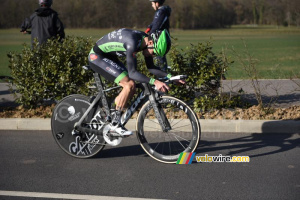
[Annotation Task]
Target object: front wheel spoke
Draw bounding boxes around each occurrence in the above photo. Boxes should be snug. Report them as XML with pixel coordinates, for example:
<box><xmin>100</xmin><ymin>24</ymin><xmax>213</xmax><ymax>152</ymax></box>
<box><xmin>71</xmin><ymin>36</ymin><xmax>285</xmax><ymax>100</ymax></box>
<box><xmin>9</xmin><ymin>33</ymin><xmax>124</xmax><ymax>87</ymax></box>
<box><xmin>165</xmin><ymin>132</ymin><xmax>180</xmax><ymax>155</ymax></box>
<box><xmin>171</xmin><ymin>123</ymin><xmax>192</xmax><ymax>130</ymax></box>
<box><xmin>166</xmin><ymin>133</ymin><xmax>188</xmax><ymax>149</ymax></box>
<box><xmin>169</xmin><ymin>112</ymin><xmax>176</xmax><ymax>125</ymax></box>
<box><xmin>170</xmin><ymin>118</ymin><xmax>185</xmax><ymax>129</ymax></box>
<box><xmin>169</xmin><ymin>132</ymin><xmax>191</xmax><ymax>144</ymax></box>
<box><xmin>144</xmin><ymin>125</ymin><xmax>161</xmax><ymax>131</ymax></box>
<box><xmin>153</xmin><ymin>141</ymin><xmax>161</xmax><ymax>151</ymax></box>
<box><xmin>146</xmin><ymin>118</ymin><xmax>161</xmax><ymax>126</ymax></box>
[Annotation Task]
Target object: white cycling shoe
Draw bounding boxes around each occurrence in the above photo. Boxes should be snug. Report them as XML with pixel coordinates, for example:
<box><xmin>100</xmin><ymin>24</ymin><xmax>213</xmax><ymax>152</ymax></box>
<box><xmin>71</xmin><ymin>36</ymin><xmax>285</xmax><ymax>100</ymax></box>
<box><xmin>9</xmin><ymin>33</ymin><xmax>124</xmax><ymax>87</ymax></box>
<box><xmin>110</xmin><ymin>124</ymin><xmax>133</xmax><ymax>136</ymax></box>
<box><xmin>110</xmin><ymin>110</ymin><xmax>133</xmax><ymax>136</ymax></box>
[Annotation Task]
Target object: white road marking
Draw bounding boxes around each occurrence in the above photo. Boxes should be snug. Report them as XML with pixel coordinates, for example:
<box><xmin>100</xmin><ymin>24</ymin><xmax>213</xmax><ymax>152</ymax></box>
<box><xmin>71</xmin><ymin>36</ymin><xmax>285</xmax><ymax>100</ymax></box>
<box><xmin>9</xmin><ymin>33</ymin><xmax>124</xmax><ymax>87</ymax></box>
<box><xmin>0</xmin><ymin>190</ymin><xmax>166</xmax><ymax>200</ymax></box>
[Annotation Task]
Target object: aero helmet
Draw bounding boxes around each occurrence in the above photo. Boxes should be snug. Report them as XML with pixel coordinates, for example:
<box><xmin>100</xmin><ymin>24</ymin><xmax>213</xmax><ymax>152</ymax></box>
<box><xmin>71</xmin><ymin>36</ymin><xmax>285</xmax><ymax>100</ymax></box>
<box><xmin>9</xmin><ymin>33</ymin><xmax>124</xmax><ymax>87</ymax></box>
<box><xmin>39</xmin><ymin>0</ymin><xmax>53</xmax><ymax>7</ymax></box>
<box><xmin>151</xmin><ymin>29</ymin><xmax>171</xmax><ymax>57</ymax></box>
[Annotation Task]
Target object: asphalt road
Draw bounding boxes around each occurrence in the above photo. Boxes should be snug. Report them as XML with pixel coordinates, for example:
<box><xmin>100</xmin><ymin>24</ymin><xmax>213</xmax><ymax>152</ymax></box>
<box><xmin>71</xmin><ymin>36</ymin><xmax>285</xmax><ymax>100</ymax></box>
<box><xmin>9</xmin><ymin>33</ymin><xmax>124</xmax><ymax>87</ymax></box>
<box><xmin>0</xmin><ymin>131</ymin><xmax>299</xmax><ymax>200</ymax></box>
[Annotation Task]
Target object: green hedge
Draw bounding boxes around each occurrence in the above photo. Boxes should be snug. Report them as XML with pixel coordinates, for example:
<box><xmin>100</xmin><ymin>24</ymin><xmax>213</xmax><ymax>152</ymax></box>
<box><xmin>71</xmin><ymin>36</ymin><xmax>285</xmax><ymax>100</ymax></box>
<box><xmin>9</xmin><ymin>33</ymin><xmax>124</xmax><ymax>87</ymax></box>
<box><xmin>8</xmin><ymin>36</ymin><xmax>242</xmax><ymax>110</ymax></box>
<box><xmin>8</xmin><ymin>36</ymin><xmax>94</xmax><ymax>108</ymax></box>
<box><xmin>167</xmin><ymin>42</ymin><xmax>244</xmax><ymax>111</ymax></box>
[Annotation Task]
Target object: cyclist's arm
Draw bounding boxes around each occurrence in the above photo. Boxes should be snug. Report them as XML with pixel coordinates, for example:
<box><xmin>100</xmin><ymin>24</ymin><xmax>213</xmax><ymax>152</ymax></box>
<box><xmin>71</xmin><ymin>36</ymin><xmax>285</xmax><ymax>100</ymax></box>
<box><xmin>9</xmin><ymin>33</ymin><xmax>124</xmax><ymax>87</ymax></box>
<box><xmin>126</xmin><ymin>51</ymin><xmax>152</xmax><ymax>84</ymax></box>
<box><xmin>145</xmin><ymin>56</ymin><xmax>171</xmax><ymax>78</ymax></box>
<box><xmin>144</xmin><ymin>56</ymin><xmax>170</xmax><ymax>92</ymax></box>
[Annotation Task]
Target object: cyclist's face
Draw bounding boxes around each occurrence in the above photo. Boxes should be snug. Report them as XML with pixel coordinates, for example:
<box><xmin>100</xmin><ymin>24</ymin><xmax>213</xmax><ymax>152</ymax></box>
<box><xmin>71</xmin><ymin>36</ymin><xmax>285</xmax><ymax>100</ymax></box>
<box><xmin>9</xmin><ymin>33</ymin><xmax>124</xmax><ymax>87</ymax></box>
<box><xmin>143</xmin><ymin>40</ymin><xmax>155</xmax><ymax>57</ymax></box>
<box><xmin>143</xmin><ymin>46</ymin><xmax>154</xmax><ymax>57</ymax></box>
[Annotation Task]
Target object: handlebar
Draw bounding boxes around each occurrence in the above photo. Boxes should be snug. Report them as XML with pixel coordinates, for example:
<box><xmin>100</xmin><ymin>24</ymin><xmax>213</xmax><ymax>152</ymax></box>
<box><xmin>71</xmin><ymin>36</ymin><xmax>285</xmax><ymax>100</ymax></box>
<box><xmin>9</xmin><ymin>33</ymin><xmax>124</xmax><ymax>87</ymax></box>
<box><xmin>158</xmin><ymin>75</ymin><xmax>188</xmax><ymax>83</ymax></box>
<box><xmin>170</xmin><ymin>75</ymin><xmax>188</xmax><ymax>81</ymax></box>
<box><xmin>154</xmin><ymin>75</ymin><xmax>187</xmax><ymax>92</ymax></box>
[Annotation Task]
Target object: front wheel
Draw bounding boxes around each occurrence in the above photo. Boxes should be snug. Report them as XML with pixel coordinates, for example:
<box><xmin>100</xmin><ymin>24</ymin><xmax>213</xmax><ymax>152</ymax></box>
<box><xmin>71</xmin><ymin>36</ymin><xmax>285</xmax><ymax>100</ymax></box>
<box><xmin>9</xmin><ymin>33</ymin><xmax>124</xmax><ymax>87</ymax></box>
<box><xmin>136</xmin><ymin>96</ymin><xmax>201</xmax><ymax>163</ymax></box>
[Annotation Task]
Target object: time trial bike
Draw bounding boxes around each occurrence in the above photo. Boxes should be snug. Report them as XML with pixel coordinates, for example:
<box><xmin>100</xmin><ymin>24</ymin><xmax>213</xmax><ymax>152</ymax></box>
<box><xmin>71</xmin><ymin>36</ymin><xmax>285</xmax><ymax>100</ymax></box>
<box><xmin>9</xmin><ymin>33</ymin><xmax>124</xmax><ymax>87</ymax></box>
<box><xmin>51</xmin><ymin>65</ymin><xmax>201</xmax><ymax>163</ymax></box>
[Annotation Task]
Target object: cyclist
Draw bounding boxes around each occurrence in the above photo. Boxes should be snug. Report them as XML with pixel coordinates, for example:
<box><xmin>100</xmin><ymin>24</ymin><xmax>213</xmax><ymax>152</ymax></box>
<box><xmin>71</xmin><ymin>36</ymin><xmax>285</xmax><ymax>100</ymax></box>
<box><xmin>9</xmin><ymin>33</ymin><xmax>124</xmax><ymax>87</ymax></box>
<box><xmin>20</xmin><ymin>0</ymin><xmax>65</xmax><ymax>47</ymax></box>
<box><xmin>145</xmin><ymin>0</ymin><xmax>172</xmax><ymax>71</ymax></box>
<box><xmin>88</xmin><ymin>28</ymin><xmax>184</xmax><ymax>136</ymax></box>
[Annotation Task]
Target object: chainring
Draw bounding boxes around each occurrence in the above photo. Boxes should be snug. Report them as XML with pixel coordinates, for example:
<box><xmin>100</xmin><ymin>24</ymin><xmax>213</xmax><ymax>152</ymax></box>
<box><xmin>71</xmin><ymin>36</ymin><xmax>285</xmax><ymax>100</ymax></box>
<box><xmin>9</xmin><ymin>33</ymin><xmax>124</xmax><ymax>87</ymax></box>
<box><xmin>103</xmin><ymin>124</ymin><xmax>123</xmax><ymax>146</ymax></box>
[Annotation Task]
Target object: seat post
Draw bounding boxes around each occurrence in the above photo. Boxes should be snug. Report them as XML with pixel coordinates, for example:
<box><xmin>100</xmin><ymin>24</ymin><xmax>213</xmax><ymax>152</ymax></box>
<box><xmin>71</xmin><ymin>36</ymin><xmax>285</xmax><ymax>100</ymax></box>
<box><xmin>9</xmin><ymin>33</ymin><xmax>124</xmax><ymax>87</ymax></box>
<box><xmin>93</xmin><ymin>72</ymin><xmax>111</xmax><ymax>120</ymax></box>
<box><xmin>93</xmin><ymin>73</ymin><xmax>104</xmax><ymax>91</ymax></box>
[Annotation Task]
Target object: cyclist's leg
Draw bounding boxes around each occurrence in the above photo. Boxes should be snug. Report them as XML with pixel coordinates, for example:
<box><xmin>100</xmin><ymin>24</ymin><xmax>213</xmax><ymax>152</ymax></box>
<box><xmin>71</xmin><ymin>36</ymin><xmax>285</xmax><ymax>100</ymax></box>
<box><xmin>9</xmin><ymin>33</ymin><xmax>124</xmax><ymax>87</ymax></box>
<box><xmin>88</xmin><ymin>50</ymin><xmax>134</xmax><ymax>135</ymax></box>
<box><xmin>88</xmin><ymin>51</ymin><xmax>126</xmax><ymax>84</ymax></box>
<box><xmin>116</xmin><ymin>76</ymin><xmax>136</xmax><ymax>111</ymax></box>
<box><xmin>88</xmin><ymin>51</ymin><xmax>136</xmax><ymax>110</ymax></box>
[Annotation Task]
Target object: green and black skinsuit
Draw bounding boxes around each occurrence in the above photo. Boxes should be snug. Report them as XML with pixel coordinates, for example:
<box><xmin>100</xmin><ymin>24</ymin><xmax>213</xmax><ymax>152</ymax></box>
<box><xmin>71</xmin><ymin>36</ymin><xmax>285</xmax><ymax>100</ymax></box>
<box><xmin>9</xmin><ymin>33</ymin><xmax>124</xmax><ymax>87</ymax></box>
<box><xmin>88</xmin><ymin>28</ymin><xmax>170</xmax><ymax>85</ymax></box>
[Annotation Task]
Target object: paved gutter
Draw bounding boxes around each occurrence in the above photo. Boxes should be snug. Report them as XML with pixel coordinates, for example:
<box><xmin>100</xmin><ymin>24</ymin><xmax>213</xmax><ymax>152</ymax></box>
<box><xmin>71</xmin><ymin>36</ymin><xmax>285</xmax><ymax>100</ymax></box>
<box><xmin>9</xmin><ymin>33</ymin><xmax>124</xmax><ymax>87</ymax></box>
<box><xmin>0</xmin><ymin>118</ymin><xmax>299</xmax><ymax>134</ymax></box>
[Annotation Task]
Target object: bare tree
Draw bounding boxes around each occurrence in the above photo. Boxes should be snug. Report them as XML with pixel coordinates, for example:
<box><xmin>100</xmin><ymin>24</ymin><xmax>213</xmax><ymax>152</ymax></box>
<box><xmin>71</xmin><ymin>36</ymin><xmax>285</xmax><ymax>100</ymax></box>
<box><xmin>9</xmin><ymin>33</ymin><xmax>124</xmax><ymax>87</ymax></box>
<box><xmin>1</xmin><ymin>0</ymin><xmax>299</xmax><ymax>29</ymax></box>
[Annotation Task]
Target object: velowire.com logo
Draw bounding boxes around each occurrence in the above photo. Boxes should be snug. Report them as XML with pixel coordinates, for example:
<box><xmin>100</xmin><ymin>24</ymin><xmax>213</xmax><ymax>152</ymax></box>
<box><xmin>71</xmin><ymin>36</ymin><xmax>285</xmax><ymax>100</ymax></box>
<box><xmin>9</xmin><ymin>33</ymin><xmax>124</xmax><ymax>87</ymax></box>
<box><xmin>176</xmin><ymin>152</ymin><xmax>196</xmax><ymax>164</ymax></box>
<box><xmin>176</xmin><ymin>153</ymin><xmax>250</xmax><ymax>164</ymax></box>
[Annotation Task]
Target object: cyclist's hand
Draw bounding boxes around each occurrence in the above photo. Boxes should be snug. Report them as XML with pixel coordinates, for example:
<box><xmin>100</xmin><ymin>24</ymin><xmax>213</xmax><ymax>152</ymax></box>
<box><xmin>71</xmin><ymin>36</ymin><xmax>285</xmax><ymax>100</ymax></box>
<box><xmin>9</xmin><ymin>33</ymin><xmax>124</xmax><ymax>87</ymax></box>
<box><xmin>173</xmin><ymin>79</ymin><xmax>186</xmax><ymax>85</ymax></box>
<box><xmin>154</xmin><ymin>80</ymin><xmax>170</xmax><ymax>93</ymax></box>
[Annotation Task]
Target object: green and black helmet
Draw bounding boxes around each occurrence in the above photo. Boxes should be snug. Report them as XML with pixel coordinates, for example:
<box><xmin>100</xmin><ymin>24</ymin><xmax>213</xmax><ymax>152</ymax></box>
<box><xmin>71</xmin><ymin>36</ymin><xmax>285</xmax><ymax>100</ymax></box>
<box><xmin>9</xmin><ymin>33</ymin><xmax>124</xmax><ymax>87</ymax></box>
<box><xmin>150</xmin><ymin>29</ymin><xmax>171</xmax><ymax>57</ymax></box>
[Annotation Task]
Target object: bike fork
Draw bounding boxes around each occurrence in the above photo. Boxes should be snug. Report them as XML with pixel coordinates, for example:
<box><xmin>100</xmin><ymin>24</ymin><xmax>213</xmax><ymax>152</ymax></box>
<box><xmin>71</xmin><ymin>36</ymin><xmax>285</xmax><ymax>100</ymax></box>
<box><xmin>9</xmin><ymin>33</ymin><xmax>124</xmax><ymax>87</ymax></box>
<box><xmin>148</xmin><ymin>87</ymin><xmax>171</xmax><ymax>132</ymax></box>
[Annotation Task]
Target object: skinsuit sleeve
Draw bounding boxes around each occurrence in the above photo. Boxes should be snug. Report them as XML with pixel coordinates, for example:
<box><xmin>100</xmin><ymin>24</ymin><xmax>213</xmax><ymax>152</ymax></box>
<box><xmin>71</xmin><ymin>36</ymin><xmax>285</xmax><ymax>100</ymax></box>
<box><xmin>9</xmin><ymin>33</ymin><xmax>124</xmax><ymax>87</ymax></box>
<box><xmin>126</xmin><ymin>48</ymin><xmax>152</xmax><ymax>84</ymax></box>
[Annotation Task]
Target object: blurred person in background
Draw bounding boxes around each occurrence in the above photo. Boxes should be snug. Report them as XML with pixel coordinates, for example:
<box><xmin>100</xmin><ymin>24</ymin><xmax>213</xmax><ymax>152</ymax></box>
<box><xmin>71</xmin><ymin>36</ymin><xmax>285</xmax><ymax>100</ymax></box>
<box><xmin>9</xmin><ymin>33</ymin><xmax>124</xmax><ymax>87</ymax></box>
<box><xmin>21</xmin><ymin>0</ymin><xmax>65</xmax><ymax>48</ymax></box>
<box><xmin>145</xmin><ymin>0</ymin><xmax>171</xmax><ymax>72</ymax></box>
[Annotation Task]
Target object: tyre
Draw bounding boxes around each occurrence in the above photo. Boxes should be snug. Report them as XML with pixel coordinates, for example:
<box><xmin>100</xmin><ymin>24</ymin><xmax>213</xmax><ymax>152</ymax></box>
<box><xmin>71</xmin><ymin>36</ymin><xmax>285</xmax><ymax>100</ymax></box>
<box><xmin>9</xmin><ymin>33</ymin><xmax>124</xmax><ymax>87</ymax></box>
<box><xmin>136</xmin><ymin>96</ymin><xmax>201</xmax><ymax>163</ymax></box>
<box><xmin>51</xmin><ymin>94</ymin><xmax>106</xmax><ymax>158</ymax></box>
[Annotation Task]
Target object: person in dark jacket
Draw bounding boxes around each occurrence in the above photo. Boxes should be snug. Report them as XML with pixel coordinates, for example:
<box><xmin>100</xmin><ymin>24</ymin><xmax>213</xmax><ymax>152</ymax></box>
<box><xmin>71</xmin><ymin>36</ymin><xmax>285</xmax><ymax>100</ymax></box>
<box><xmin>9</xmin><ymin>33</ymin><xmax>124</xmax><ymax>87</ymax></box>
<box><xmin>145</xmin><ymin>0</ymin><xmax>172</xmax><ymax>72</ymax></box>
<box><xmin>21</xmin><ymin>0</ymin><xmax>65</xmax><ymax>47</ymax></box>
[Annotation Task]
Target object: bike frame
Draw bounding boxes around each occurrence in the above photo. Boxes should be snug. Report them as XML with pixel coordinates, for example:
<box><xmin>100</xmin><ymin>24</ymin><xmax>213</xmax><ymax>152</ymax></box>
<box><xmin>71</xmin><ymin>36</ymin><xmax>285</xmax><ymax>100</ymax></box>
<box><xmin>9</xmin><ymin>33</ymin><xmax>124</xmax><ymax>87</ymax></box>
<box><xmin>74</xmin><ymin>70</ymin><xmax>171</xmax><ymax>134</ymax></box>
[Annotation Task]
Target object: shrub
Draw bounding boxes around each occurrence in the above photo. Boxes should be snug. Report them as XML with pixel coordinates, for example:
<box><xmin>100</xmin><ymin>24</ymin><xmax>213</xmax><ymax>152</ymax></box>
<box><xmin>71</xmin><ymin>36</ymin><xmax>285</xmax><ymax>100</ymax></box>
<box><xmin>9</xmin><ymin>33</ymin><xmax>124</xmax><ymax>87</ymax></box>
<box><xmin>168</xmin><ymin>41</ymin><xmax>240</xmax><ymax>111</ymax></box>
<box><xmin>132</xmin><ymin>40</ymin><xmax>244</xmax><ymax>111</ymax></box>
<box><xmin>7</xmin><ymin>36</ymin><xmax>94</xmax><ymax>108</ymax></box>
<box><xmin>8</xmin><ymin>36</ymin><xmax>242</xmax><ymax>111</ymax></box>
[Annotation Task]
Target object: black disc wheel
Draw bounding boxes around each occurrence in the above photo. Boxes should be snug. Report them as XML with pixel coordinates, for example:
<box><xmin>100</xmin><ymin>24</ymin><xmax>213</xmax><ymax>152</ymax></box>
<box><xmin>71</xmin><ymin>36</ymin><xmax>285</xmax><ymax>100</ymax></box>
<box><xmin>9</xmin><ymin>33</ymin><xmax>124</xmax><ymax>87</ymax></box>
<box><xmin>51</xmin><ymin>94</ymin><xmax>106</xmax><ymax>158</ymax></box>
